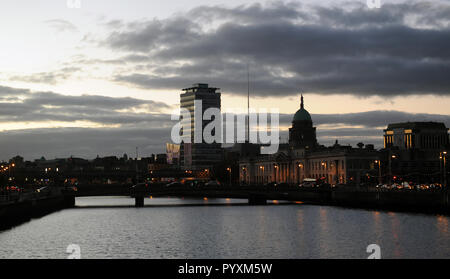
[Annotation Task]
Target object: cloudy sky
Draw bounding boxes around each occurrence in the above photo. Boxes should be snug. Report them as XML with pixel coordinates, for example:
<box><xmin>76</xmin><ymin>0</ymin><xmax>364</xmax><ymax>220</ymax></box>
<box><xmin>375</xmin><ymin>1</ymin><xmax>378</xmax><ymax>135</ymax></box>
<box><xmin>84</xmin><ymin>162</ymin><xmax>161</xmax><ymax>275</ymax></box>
<box><xmin>1</xmin><ymin>0</ymin><xmax>449</xmax><ymax>160</ymax></box>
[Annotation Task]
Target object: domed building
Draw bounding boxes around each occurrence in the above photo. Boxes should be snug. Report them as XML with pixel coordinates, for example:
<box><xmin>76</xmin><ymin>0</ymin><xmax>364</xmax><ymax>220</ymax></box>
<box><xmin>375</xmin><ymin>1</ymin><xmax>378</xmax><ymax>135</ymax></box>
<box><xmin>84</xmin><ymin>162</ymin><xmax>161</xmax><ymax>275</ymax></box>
<box><xmin>289</xmin><ymin>95</ymin><xmax>317</xmax><ymax>149</ymax></box>
<box><xmin>239</xmin><ymin>93</ymin><xmax>380</xmax><ymax>187</ymax></box>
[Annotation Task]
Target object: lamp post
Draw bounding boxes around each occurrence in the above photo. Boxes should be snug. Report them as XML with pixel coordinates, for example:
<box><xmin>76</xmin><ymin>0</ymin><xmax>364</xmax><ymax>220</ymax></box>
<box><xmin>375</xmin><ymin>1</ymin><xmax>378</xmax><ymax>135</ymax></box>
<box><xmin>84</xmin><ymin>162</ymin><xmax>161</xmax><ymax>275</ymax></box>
<box><xmin>388</xmin><ymin>154</ymin><xmax>396</xmax><ymax>186</ymax></box>
<box><xmin>226</xmin><ymin>167</ymin><xmax>231</xmax><ymax>186</ymax></box>
<box><xmin>298</xmin><ymin>163</ymin><xmax>303</xmax><ymax>184</ymax></box>
<box><xmin>321</xmin><ymin>162</ymin><xmax>327</xmax><ymax>183</ymax></box>
<box><xmin>9</xmin><ymin>163</ymin><xmax>15</xmax><ymax>183</ymax></box>
<box><xmin>440</xmin><ymin>151</ymin><xmax>447</xmax><ymax>188</ymax></box>
<box><xmin>273</xmin><ymin>164</ymin><xmax>278</xmax><ymax>183</ymax></box>
<box><xmin>259</xmin><ymin>165</ymin><xmax>265</xmax><ymax>184</ymax></box>
<box><xmin>375</xmin><ymin>160</ymin><xmax>382</xmax><ymax>185</ymax></box>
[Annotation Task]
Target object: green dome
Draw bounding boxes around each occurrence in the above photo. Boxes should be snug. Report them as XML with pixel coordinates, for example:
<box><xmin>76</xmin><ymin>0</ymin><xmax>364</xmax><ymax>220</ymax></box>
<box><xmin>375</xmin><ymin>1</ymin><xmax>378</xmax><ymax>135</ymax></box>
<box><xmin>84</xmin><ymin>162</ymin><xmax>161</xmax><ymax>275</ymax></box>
<box><xmin>292</xmin><ymin>94</ymin><xmax>312</xmax><ymax>122</ymax></box>
<box><xmin>293</xmin><ymin>107</ymin><xmax>312</xmax><ymax>122</ymax></box>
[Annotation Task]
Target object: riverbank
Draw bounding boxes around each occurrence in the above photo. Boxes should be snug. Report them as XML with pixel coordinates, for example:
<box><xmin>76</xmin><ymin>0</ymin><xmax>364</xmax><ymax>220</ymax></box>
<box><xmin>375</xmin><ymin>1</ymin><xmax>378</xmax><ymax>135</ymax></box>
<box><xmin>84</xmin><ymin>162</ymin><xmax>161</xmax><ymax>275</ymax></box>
<box><xmin>0</xmin><ymin>194</ymin><xmax>75</xmax><ymax>230</ymax></box>
<box><xmin>284</xmin><ymin>187</ymin><xmax>450</xmax><ymax>215</ymax></box>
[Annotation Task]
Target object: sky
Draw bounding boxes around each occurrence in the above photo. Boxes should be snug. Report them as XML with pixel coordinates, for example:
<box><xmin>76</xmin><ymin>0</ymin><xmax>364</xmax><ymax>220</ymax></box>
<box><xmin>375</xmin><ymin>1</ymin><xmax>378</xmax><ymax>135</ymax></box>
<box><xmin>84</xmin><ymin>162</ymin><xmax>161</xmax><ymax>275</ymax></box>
<box><xmin>0</xmin><ymin>0</ymin><xmax>449</xmax><ymax>160</ymax></box>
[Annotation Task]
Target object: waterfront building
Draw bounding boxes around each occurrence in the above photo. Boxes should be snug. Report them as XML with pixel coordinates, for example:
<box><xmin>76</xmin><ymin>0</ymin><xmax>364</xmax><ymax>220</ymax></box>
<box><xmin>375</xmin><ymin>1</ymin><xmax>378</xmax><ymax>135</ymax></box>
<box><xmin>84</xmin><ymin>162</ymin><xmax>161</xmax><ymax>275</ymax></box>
<box><xmin>289</xmin><ymin>95</ymin><xmax>318</xmax><ymax>149</ymax></box>
<box><xmin>239</xmin><ymin>96</ymin><xmax>379</xmax><ymax>186</ymax></box>
<box><xmin>383</xmin><ymin>122</ymin><xmax>449</xmax><ymax>150</ymax></box>
<box><xmin>166</xmin><ymin>143</ymin><xmax>180</xmax><ymax>165</ymax></box>
<box><xmin>382</xmin><ymin>122</ymin><xmax>449</xmax><ymax>184</ymax></box>
<box><xmin>179</xmin><ymin>83</ymin><xmax>222</xmax><ymax>171</ymax></box>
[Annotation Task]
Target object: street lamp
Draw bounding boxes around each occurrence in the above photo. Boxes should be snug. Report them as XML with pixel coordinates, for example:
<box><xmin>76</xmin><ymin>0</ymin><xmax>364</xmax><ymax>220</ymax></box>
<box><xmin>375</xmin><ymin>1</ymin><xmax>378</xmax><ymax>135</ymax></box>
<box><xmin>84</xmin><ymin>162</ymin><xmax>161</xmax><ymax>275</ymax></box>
<box><xmin>388</xmin><ymin>154</ymin><xmax>397</xmax><ymax>186</ymax></box>
<box><xmin>297</xmin><ymin>163</ymin><xmax>303</xmax><ymax>184</ymax></box>
<box><xmin>9</xmin><ymin>163</ymin><xmax>15</xmax><ymax>182</ymax></box>
<box><xmin>226</xmin><ymin>167</ymin><xmax>232</xmax><ymax>186</ymax></box>
<box><xmin>273</xmin><ymin>164</ymin><xmax>278</xmax><ymax>183</ymax></box>
<box><xmin>375</xmin><ymin>160</ymin><xmax>382</xmax><ymax>185</ymax></box>
<box><xmin>259</xmin><ymin>165</ymin><xmax>265</xmax><ymax>184</ymax></box>
<box><xmin>321</xmin><ymin>162</ymin><xmax>327</xmax><ymax>183</ymax></box>
<box><xmin>440</xmin><ymin>151</ymin><xmax>447</xmax><ymax>188</ymax></box>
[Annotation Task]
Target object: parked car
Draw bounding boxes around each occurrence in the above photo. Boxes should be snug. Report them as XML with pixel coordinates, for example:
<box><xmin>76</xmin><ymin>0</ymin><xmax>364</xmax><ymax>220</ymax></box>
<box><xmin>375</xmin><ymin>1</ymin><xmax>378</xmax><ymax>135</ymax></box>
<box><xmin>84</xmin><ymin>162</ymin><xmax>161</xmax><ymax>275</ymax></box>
<box><xmin>36</xmin><ymin>186</ymin><xmax>50</xmax><ymax>193</ymax></box>
<box><xmin>301</xmin><ymin>178</ymin><xmax>317</xmax><ymax>187</ymax></box>
<box><xmin>185</xmin><ymin>180</ymin><xmax>205</xmax><ymax>188</ymax></box>
<box><xmin>131</xmin><ymin>183</ymin><xmax>150</xmax><ymax>190</ymax></box>
<box><xmin>165</xmin><ymin>181</ymin><xmax>183</xmax><ymax>188</ymax></box>
<box><xmin>205</xmin><ymin>180</ymin><xmax>220</xmax><ymax>187</ymax></box>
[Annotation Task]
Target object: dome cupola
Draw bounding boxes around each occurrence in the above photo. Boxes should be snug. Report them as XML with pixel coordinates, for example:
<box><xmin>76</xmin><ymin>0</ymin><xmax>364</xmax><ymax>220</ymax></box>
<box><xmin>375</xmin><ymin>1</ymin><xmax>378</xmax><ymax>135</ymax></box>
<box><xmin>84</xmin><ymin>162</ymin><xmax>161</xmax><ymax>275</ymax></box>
<box><xmin>293</xmin><ymin>95</ymin><xmax>312</xmax><ymax>122</ymax></box>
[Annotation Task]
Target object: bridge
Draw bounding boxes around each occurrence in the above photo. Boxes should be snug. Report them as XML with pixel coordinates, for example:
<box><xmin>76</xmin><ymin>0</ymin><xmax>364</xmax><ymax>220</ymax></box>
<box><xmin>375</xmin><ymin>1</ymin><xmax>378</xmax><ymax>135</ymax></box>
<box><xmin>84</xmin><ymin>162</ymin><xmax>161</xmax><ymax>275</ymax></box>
<box><xmin>70</xmin><ymin>183</ymin><xmax>450</xmax><ymax>214</ymax></box>
<box><xmin>73</xmin><ymin>184</ymin><xmax>315</xmax><ymax>207</ymax></box>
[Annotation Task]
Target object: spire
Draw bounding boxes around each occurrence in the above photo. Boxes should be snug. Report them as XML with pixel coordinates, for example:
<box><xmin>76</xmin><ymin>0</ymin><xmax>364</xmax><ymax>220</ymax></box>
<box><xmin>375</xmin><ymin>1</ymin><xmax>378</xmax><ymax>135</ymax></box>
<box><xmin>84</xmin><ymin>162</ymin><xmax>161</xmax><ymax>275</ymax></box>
<box><xmin>300</xmin><ymin>94</ymin><xmax>304</xmax><ymax>109</ymax></box>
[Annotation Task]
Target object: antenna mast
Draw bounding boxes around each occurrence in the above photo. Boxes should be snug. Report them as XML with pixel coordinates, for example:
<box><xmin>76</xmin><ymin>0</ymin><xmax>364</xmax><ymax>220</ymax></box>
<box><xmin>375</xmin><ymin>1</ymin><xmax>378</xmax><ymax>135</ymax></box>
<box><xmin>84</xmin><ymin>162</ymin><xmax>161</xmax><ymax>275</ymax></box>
<box><xmin>247</xmin><ymin>63</ymin><xmax>250</xmax><ymax>143</ymax></box>
<box><xmin>135</xmin><ymin>146</ymin><xmax>139</xmax><ymax>184</ymax></box>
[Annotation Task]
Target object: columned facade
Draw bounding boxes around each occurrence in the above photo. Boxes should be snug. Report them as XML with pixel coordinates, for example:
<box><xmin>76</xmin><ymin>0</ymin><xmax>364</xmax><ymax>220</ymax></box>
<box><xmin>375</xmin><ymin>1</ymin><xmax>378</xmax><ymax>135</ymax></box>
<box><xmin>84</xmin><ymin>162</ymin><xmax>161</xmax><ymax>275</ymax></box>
<box><xmin>239</xmin><ymin>95</ymin><xmax>380</xmax><ymax>186</ymax></box>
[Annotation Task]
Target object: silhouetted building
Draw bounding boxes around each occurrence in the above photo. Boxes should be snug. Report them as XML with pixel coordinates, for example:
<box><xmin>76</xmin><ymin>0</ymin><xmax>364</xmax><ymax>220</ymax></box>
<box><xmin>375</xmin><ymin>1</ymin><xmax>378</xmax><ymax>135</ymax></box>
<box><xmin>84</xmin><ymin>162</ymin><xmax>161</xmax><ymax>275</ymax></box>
<box><xmin>289</xmin><ymin>95</ymin><xmax>318</xmax><ymax>149</ymax></box>
<box><xmin>384</xmin><ymin>122</ymin><xmax>449</xmax><ymax>150</ymax></box>
<box><xmin>179</xmin><ymin>83</ymin><xmax>222</xmax><ymax>171</ymax></box>
<box><xmin>166</xmin><ymin>143</ymin><xmax>180</xmax><ymax>165</ymax></box>
<box><xmin>239</xmin><ymin>95</ymin><xmax>379</xmax><ymax>186</ymax></box>
<box><xmin>383</xmin><ymin>122</ymin><xmax>449</xmax><ymax>184</ymax></box>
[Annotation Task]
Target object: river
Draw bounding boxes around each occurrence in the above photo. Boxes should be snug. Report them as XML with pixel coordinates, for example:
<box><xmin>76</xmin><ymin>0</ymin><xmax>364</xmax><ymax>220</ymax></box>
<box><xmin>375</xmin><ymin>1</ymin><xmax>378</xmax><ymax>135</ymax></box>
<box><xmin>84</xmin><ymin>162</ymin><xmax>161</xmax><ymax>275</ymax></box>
<box><xmin>0</xmin><ymin>196</ymin><xmax>449</xmax><ymax>259</ymax></box>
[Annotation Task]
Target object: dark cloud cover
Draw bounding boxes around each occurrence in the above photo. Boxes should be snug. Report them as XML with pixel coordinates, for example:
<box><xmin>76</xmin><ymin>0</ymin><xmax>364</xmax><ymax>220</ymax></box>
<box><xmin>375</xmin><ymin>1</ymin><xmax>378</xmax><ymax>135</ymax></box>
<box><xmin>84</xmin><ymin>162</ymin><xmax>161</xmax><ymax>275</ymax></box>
<box><xmin>0</xmin><ymin>85</ymin><xmax>171</xmax><ymax>125</ymax></box>
<box><xmin>98</xmin><ymin>1</ymin><xmax>450</xmax><ymax>97</ymax></box>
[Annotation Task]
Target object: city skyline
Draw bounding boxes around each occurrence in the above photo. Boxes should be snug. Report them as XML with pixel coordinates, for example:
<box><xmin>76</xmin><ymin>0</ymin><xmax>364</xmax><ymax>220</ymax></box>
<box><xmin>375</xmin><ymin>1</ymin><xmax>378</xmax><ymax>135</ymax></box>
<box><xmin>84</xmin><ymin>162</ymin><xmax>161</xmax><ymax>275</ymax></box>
<box><xmin>1</xmin><ymin>0</ymin><xmax>450</xmax><ymax>160</ymax></box>
<box><xmin>1</xmin><ymin>0</ymin><xmax>450</xmax><ymax>261</ymax></box>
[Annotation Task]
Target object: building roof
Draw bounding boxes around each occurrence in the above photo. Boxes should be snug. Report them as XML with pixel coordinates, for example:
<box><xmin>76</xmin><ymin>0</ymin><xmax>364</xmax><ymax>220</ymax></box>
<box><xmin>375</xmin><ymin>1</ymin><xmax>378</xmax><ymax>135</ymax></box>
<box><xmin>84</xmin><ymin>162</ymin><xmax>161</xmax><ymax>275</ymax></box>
<box><xmin>293</xmin><ymin>95</ymin><xmax>312</xmax><ymax>122</ymax></box>
<box><xmin>386</xmin><ymin>122</ymin><xmax>448</xmax><ymax>131</ymax></box>
<box><xmin>182</xmin><ymin>83</ymin><xmax>220</xmax><ymax>91</ymax></box>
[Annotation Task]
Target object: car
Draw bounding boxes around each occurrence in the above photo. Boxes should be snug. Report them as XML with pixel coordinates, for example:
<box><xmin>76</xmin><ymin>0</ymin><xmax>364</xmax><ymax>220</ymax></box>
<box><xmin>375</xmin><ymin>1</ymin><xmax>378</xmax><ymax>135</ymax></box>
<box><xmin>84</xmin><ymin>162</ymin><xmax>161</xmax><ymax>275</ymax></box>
<box><xmin>184</xmin><ymin>180</ymin><xmax>205</xmax><ymax>188</ymax></box>
<box><xmin>205</xmin><ymin>180</ymin><xmax>220</xmax><ymax>187</ymax></box>
<box><xmin>302</xmin><ymin>178</ymin><xmax>317</xmax><ymax>187</ymax></box>
<box><xmin>165</xmin><ymin>181</ymin><xmax>182</xmax><ymax>188</ymax></box>
<box><xmin>36</xmin><ymin>186</ymin><xmax>50</xmax><ymax>193</ymax></box>
<box><xmin>131</xmin><ymin>183</ymin><xmax>149</xmax><ymax>190</ymax></box>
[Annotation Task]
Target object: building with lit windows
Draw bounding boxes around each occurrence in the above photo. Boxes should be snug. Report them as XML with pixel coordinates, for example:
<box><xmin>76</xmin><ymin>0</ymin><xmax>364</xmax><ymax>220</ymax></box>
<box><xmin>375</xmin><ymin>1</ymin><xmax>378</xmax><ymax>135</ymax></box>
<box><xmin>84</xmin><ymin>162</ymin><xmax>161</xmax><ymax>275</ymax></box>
<box><xmin>383</xmin><ymin>122</ymin><xmax>449</xmax><ymax>150</ymax></box>
<box><xmin>179</xmin><ymin>83</ymin><xmax>222</xmax><ymax>171</ymax></box>
<box><xmin>382</xmin><ymin>122</ymin><xmax>449</xmax><ymax>184</ymax></box>
<box><xmin>239</xmin><ymin>96</ymin><xmax>379</xmax><ymax>186</ymax></box>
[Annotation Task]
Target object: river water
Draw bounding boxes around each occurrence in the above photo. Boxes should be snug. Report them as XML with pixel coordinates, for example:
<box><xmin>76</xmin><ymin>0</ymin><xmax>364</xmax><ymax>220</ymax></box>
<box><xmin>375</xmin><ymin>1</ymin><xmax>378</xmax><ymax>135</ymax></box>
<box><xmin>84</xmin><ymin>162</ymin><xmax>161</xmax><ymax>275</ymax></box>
<box><xmin>0</xmin><ymin>196</ymin><xmax>449</xmax><ymax>259</ymax></box>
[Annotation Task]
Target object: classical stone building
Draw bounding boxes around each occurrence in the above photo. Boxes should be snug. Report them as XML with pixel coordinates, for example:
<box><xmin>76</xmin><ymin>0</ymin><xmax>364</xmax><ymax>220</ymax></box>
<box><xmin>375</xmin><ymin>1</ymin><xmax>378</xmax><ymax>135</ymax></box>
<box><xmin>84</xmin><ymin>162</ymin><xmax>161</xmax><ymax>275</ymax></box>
<box><xmin>239</xmin><ymin>96</ymin><xmax>380</xmax><ymax>186</ymax></box>
<box><xmin>382</xmin><ymin>122</ymin><xmax>449</xmax><ymax>184</ymax></box>
<box><xmin>289</xmin><ymin>95</ymin><xmax>318</xmax><ymax>149</ymax></box>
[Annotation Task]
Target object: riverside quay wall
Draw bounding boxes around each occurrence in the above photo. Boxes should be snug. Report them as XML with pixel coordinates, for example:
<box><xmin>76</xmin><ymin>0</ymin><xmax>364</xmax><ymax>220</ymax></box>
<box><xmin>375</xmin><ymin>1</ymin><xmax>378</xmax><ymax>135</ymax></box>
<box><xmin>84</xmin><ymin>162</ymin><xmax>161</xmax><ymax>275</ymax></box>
<box><xmin>0</xmin><ymin>193</ymin><xmax>75</xmax><ymax>230</ymax></box>
<box><xmin>287</xmin><ymin>187</ymin><xmax>450</xmax><ymax>214</ymax></box>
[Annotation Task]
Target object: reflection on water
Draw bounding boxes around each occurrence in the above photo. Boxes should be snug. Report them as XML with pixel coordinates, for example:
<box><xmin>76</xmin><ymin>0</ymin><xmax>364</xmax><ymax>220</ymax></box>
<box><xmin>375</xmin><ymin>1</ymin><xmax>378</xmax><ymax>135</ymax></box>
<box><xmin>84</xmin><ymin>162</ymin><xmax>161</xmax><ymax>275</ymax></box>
<box><xmin>437</xmin><ymin>215</ymin><xmax>448</xmax><ymax>235</ymax></box>
<box><xmin>0</xmin><ymin>197</ymin><xmax>449</xmax><ymax>259</ymax></box>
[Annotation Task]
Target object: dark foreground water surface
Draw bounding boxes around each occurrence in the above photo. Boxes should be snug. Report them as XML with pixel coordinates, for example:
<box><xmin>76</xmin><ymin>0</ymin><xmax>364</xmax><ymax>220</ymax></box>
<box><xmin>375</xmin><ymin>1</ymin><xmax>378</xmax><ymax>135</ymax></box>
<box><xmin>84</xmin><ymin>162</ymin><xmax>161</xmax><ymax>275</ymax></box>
<box><xmin>0</xmin><ymin>197</ymin><xmax>449</xmax><ymax>259</ymax></box>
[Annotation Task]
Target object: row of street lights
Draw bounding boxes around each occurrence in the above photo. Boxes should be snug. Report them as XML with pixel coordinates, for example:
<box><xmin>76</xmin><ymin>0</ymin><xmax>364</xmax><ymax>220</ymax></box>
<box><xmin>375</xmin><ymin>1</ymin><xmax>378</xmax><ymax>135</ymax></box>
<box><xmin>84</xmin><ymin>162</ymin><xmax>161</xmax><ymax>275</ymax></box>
<box><xmin>246</xmin><ymin>151</ymin><xmax>448</xmax><ymax>187</ymax></box>
<box><xmin>375</xmin><ymin>151</ymin><xmax>447</xmax><ymax>187</ymax></box>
